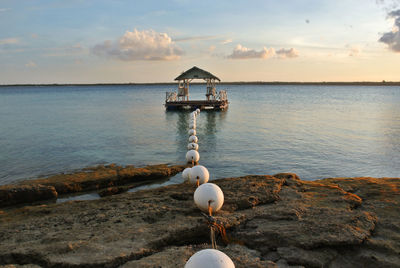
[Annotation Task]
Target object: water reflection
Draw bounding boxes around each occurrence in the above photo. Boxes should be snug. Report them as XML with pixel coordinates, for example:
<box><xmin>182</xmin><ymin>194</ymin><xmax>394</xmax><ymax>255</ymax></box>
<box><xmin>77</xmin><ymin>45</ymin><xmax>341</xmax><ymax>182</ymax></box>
<box><xmin>165</xmin><ymin>110</ymin><xmax>228</xmax><ymax>159</ymax></box>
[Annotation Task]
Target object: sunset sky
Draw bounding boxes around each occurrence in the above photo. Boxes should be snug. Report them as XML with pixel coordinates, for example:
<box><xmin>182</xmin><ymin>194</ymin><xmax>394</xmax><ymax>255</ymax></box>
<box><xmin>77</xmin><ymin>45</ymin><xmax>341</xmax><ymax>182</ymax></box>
<box><xmin>1</xmin><ymin>0</ymin><xmax>400</xmax><ymax>84</ymax></box>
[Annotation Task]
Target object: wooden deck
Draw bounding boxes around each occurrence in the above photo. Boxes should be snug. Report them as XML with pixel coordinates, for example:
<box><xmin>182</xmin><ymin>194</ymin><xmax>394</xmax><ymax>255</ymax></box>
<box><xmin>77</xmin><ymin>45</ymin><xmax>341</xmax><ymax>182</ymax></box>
<box><xmin>165</xmin><ymin>99</ymin><xmax>228</xmax><ymax>110</ymax></box>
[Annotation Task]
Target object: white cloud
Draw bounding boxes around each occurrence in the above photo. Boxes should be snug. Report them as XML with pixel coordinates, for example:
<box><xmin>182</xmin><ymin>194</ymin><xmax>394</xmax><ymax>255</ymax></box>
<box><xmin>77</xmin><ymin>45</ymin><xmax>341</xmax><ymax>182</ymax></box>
<box><xmin>227</xmin><ymin>44</ymin><xmax>275</xmax><ymax>59</ymax></box>
<box><xmin>25</xmin><ymin>61</ymin><xmax>36</xmax><ymax>68</ymax></box>
<box><xmin>0</xmin><ymin>38</ymin><xmax>19</xmax><ymax>45</ymax></box>
<box><xmin>347</xmin><ymin>45</ymin><xmax>361</xmax><ymax>56</ymax></box>
<box><xmin>221</xmin><ymin>39</ymin><xmax>232</xmax><ymax>45</ymax></box>
<box><xmin>174</xmin><ymin>35</ymin><xmax>217</xmax><ymax>42</ymax></box>
<box><xmin>276</xmin><ymin>48</ymin><xmax>299</xmax><ymax>58</ymax></box>
<box><xmin>68</xmin><ymin>43</ymin><xmax>83</xmax><ymax>51</ymax></box>
<box><xmin>227</xmin><ymin>44</ymin><xmax>299</xmax><ymax>60</ymax></box>
<box><xmin>93</xmin><ymin>29</ymin><xmax>183</xmax><ymax>61</ymax></box>
<box><xmin>0</xmin><ymin>8</ymin><xmax>11</xmax><ymax>12</ymax></box>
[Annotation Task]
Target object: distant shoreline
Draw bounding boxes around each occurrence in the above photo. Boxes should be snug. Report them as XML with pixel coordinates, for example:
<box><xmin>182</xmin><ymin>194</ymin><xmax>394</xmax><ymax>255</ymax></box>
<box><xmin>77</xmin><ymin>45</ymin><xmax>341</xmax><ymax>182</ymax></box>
<box><xmin>1</xmin><ymin>81</ymin><xmax>400</xmax><ymax>87</ymax></box>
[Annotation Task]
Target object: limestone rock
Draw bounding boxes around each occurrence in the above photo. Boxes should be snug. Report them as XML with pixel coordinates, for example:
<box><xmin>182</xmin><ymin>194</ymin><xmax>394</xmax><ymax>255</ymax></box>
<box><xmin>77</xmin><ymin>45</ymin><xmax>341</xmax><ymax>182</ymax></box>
<box><xmin>0</xmin><ymin>184</ymin><xmax>57</xmax><ymax>207</ymax></box>
<box><xmin>0</xmin><ymin>164</ymin><xmax>185</xmax><ymax>207</ymax></box>
<box><xmin>0</xmin><ymin>174</ymin><xmax>398</xmax><ymax>267</ymax></box>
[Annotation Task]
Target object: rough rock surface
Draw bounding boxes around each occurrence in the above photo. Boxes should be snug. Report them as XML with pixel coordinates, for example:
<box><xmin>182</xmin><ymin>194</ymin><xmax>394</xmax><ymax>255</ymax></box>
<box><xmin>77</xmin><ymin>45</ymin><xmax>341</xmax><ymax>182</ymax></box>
<box><xmin>0</xmin><ymin>184</ymin><xmax>58</xmax><ymax>208</ymax></box>
<box><xmin>0</xmin><ymin>173</ymin><xmax>398</xmax><ymax>267</ymax></box>
<box><xmin>0</xmin><ymin>164</ymin><xmax>185</xmax><ymax>207</ymax></box>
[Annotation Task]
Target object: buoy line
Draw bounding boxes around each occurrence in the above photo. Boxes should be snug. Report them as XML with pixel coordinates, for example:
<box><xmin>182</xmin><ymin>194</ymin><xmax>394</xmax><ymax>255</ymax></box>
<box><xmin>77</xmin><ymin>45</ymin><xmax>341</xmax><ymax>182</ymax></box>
<box><xmin>182</xmin><ymin>109</ymin><xmax>235</xmax><ymax>267</ymax></box>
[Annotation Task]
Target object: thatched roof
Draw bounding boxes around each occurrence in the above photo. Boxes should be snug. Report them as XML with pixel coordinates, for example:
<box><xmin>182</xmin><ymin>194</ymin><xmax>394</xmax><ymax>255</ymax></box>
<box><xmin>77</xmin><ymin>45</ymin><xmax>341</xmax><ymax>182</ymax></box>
<box><xmin>175</xmin><ymin>66</ymin><xmax>220</xmax><ymax>81</ymax></box>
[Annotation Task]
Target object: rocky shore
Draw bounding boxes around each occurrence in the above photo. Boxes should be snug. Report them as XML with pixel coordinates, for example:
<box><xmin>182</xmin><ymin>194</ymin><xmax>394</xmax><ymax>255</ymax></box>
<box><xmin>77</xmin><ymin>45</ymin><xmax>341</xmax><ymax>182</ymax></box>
<box><xmin>0</xmin><ymin>172</ymin><xmax>399</xmax><ymax>268</ymax></box>
<box><xmin>0</xmin><ymin>164</ymin><xmax>185</xmax><ymax>207</ymax></box>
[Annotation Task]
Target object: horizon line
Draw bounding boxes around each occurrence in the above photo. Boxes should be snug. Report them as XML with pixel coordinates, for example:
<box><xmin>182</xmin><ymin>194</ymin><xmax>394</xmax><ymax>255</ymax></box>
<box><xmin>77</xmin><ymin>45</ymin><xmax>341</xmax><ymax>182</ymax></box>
<box><xmin>1</xmin><ymin>81</ymin><xmax>400</xmax><ymax>87</ymax></box>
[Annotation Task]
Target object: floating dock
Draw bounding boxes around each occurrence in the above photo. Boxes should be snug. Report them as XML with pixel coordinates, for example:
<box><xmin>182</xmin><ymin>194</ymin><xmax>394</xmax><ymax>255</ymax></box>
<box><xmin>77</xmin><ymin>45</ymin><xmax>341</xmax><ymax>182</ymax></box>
<box><xmin>164</xmin><ymin>66</ymin><xmax>228</xmax><ymax>111</ymax></box>
<box><xmin>165</xmin><ymin>99</ymin><xmax>228</xmax><ymax>110</ymax></box>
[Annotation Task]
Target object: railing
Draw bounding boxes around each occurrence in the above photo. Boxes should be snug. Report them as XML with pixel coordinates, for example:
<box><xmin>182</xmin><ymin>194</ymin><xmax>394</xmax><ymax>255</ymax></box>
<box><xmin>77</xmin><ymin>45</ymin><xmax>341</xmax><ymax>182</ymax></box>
<box><xmin>165</xmin><ymin>91</ymin><xmax>177</xmax><ymax>102</ymax></box>
<box><xmin>218</xmin><ymin>90</ymin><xmax>227</xmax><ymax>101</ymax></box>
<box><xmin>166</xmin><ymin>90</ymin><xmax>227</xmax><ymax>102</ymax></box>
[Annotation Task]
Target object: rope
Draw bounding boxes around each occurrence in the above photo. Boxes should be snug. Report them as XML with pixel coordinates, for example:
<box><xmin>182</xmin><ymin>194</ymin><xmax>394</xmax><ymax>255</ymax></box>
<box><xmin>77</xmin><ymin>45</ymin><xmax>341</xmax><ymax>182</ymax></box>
<box><xmin>208</xmin><ymin>202</ymin><xmax>216</xmax><ymax>249</ymax></box>
<box><xmin>201</xmin><ymin>202</ymin><xmax>229</xmax><ymax>249</ymax></box>
<box><xmin>201</xmin><ymin>212</ymin><xmax>229</xmax><ymax>246</ymax></box>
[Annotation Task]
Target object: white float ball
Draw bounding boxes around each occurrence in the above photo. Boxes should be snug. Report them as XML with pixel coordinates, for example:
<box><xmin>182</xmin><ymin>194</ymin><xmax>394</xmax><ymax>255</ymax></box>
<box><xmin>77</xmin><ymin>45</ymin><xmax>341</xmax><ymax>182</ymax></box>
<box><xmin>189</xmin><ymin>165</ymin><xmax>209</xmax><ymax>185</ymax></box>
<box><xmin>188</xmin><ymin>129</ymin><xmax>196</xmax><ymax>136</ymax></box>
<box><xmin>182</xmin><ymin>167</ymin><xmax>192</xmax><ymax>180</ymax></box>
<box><xmin>196</xmin><ymin>108</ymin><xmax>200</xmax><ymax>114</ymax></box>
<box><xmin>194</xmin><ymin>183</ymin><xmax>224</xmax><ymax>213</ymax></box>
<box><xmin>185</xmin><ymin>249</ymin><xmax>234</xmax><ymax>268</ymax></box>
<box><xmin>189</xmin><ymin>135</ymin><xmax>198</xmax><ymax>143</ymax></box>
<box><xmin>187</xmin><ymin>143</ymin><xmax>199</xmax><ymax>151</ymax></box>
<box><xmin>189</xmin><ymin>122</ymin><xmax>196</xmax><ymax>129</ymax></box>
<box><xmin>186</xmin><ymin>150</ymin><xmax>200</xmax><ymax>163</ymax></box>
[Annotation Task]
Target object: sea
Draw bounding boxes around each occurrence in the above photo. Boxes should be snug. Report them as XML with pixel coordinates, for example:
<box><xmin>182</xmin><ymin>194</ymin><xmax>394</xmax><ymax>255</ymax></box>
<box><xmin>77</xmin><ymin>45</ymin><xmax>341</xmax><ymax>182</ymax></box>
<box><xmin>0</xmin><ymin>84</ymin><xmax>399</xmax><ymax>186</ymax></box>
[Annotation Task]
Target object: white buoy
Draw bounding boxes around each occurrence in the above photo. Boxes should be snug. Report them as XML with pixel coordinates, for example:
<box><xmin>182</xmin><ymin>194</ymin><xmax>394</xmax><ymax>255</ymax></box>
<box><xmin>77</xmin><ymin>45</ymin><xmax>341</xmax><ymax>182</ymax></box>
<box><xmin>185</xmin><ymin>249</ymin><xmax>234</xmax><ymax>268</ymax></box>
<box><xmin>189</xmin><ymin>165</ymin><xmax>209</xmax><ymax>186</ymax></box>
<box><xmin>196</xmin><ymin>108</ymin><xmax>200</xmax><ymax>114</ymax></box>
<box><xmin>186</xmin><ymin>150</ymin><xmax>200</xmax><ymax>163</ymax></box>
<box><xmin>189</xmin><ymin>135</ymin><xmax>198</xmax><ymax>143</ymax></box>
<box><xmin>189</xmin><ymin>122</ymin><xmax>196</xmax><ymax>129</ymax></box>
<box><xmin>194</xmin><ymin>183</ymin><xmax>224</xmax><ymax>213</ymax></box>
<box><xmin>187</xmin><ymin>142</ymin><xmax>199</xmax><ymax>151</ymax></box>
<box><xmin>182</xmin><ymin>167</ymin><xmax>192</xmax><ymax>180</ymax></box>
<box><xmin>188</xmin><ymin>129</ymin><xmax>196</xmax><ymax>136</ymax></box>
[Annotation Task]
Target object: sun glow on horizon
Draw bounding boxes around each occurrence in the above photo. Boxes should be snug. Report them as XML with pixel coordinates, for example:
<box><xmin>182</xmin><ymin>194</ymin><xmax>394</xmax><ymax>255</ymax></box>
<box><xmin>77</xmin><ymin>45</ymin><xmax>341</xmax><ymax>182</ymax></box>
<box><xmin>0</xmin><ymin>0</ymin><xmax>399</xmax><ymax>84</ymax></box>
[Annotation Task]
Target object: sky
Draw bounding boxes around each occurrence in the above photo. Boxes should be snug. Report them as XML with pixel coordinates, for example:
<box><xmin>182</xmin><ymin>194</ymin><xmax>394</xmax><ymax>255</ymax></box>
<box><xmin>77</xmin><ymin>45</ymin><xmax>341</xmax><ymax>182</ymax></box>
<box><xmin>0</xmin><ymin>0</ymin><xmax>400</xmax><ymax>83</ymax></box>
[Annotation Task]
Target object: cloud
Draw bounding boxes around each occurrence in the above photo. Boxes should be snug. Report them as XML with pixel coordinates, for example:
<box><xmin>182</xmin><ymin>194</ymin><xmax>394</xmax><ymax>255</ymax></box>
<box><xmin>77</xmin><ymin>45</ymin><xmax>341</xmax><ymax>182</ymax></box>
<box><xmin>25</xmin><ymin>61</ymin><xmax>36</xmax><ymax>68</ymax></box>
<box><xmin>347</xmin><ymin>45</ymin><xmax>361</xmax><ymax>56</ymax></box>
<box><xmin>376</xmin><ymin>0</ymin><xmax>400</xmax><ymax>11</ymax></box>
<box><xmin>93</xmin><ymin>29</ymin><xmax>183</xmax><ymax>61</ymax></box>
<box><xmin>221</xmin><ymin>39</ymin><xmax>232</xmax><ymax>45</ymax></box>
<box><xmin>0</xmin><ymin>8</ymin><xmax>11</xmax><ymax>12</ymax></box>
<box><xmin>276</xmin><ymin>48</ymin><xmax>299</xmax><ymax>58</ymax></box>
<box><xmin>42</xmin><ymin>43</ymin><xmax>85</xmax><ymax>57</ymax></box>
<box><xmin>174</xmin><ymin>35</ymin><xmax>217</xmax><ymax>42</ymax></box>
<box><xmin>227</xmin><ymin>44</ymin><xmax>299</xmax><ymax>59</ymax></box>
<box><xmin>227</xmin><ymin>44</ymin><xmax>275</xmax><ymax>59</ymax></box>
<box><xmin>0</xmin><ymin>38</ymin><xmax>19</xmax><ymax>45</ymax></box>
<box><xmin>68</xmin><ymin>43</ymin><xmax>83</xmax><ymax>52</ymax></box>
<box><xmin>379</xmin><ymin>9</ymin><xmax>400</xmax><ymax>52</ymax></box>
<box><xmin>31</xmin><ymin>33</ymin><xmax>38</xmax><ymax>39</ymax></box>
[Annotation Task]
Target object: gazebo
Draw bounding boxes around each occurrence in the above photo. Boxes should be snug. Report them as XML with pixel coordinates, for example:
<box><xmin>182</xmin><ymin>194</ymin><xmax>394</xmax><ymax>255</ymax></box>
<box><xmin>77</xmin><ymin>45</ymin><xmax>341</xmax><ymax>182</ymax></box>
<box><xmin>165</xmin><ymin>66</ymin><xmax>228</xmax><ymax>110</ymax></box>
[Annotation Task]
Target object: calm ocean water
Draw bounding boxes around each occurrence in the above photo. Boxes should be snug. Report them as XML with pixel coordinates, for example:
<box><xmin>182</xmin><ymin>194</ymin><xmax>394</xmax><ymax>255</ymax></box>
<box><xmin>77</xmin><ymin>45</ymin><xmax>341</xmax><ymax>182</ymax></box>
<box><xmin>0</xmin><ymin>84</ymin><xmax>399</xmax><ymax>185</ymax></box>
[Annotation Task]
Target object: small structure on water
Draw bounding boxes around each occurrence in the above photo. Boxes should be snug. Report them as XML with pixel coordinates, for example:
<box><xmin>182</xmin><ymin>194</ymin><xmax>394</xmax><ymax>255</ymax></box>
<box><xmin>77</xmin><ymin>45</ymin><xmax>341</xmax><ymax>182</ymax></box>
<box><xmin>165</xmin><ymin>66</ymin><xmax>228</xmax><ymax>110</ymax></box>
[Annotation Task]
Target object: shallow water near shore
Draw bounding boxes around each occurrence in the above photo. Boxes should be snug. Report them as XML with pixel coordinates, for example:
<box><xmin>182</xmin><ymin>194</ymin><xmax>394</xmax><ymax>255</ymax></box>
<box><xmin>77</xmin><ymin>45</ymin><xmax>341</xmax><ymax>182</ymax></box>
<box><xmin>0</xmin><ymin>84</ymin><xmax>399</xmax><ymax>185</ymax></box>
